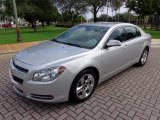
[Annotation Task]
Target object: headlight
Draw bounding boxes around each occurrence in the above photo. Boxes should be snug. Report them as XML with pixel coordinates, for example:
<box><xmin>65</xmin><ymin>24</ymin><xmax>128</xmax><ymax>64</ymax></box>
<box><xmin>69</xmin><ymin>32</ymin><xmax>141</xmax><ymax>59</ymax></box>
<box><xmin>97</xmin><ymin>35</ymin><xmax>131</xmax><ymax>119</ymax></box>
<box><xmin>33</xmin><ymin>66</ymin><xmax>66</xmax><ymax>82</ymax></box>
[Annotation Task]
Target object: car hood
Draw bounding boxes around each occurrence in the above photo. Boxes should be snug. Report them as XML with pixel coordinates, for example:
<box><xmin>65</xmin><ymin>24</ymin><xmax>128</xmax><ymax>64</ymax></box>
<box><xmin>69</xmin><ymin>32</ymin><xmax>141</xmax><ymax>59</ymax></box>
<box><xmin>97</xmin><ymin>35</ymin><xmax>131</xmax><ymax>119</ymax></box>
<box><xmin>16</xmin><ymin>41</ymin><xmax>90</xmax><ymax>66</ymax></box>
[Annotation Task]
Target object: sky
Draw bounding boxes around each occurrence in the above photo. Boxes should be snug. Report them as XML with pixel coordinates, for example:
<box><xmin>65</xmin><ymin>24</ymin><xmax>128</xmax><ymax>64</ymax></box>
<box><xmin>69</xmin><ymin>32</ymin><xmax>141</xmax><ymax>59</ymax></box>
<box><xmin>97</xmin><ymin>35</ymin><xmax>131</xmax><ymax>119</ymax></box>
<box><xmin>85</xmin><ymin>6</ymin><xmax>128</xmax><ymax>20</ymax></box>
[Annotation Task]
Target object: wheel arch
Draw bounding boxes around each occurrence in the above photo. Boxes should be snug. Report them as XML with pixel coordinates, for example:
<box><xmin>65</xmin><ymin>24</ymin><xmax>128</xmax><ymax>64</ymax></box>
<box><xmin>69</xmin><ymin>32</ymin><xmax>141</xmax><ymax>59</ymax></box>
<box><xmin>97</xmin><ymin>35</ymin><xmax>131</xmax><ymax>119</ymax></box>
<box><xmin>145</xmin><ymin>46</ymin><xmax>149</xmax><ymax>52</ymax></box>
<box><xmin>73</xmin><ymin>66</ymin><xmax>100</xmax><ymax>85</ymax></box>
<box><xmin>82</xmin><ymin>66</ymin><xmax>100</xmax><ymax>85</ymax></box>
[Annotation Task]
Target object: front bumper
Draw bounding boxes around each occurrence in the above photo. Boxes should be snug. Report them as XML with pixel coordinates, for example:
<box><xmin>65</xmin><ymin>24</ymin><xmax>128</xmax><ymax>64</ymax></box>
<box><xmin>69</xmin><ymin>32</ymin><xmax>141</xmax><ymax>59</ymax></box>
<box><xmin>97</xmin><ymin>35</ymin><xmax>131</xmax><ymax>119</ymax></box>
<box><xmin>9</xmin><ymin>59</ymin><xmax>74</xmax><ymax>103</ymax></box>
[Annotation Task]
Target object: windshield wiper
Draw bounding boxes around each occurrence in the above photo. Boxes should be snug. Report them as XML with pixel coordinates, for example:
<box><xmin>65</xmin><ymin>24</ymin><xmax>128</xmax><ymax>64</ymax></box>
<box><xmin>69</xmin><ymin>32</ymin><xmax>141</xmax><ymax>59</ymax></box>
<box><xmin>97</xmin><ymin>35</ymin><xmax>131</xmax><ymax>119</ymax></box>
<box><xmin>65</xmin><ymin>43</ymin><xmax>85</xmax><ymax>48</ymax></box>
<box><xmin>51</xmin><ymin>38</ymin><xmax>60</xmax><ymax>43</ymax></box>
<box><xmin>51</xmin><ymin>39</ymin><xmax>66</xmax><ymax>44</ymax></box>
<box><xmin>51</xmin><ymin>39</ymin><xmax>86</xmax><ymax>48</ymax></box>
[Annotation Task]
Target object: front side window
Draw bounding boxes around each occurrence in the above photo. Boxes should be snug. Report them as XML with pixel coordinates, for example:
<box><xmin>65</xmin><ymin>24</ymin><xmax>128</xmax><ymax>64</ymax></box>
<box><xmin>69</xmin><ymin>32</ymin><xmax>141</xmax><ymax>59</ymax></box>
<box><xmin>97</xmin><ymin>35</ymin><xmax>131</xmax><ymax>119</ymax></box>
<box><xmin>52</xmin><ymin>25</ymin><xmax>109</xmax><ymax>49</ymax></box>
<box><xmin>108</xmin><ymin>27</ymin><xmax>125</xmax><ymax>42</ymax></box>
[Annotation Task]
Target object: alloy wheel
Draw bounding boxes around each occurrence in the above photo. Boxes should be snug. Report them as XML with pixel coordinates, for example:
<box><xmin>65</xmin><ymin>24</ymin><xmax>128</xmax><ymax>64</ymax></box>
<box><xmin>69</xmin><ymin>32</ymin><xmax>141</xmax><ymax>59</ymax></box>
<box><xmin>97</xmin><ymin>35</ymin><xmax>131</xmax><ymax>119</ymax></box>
<box><xmin>76</xmin><ymin>74</ymin><xmax>95</xmax><ymax>99</ymax></box>
<box><xmin>141</xmin><ymin>49</ymin><xmax>148</xmax><ymax>65</ymax></box>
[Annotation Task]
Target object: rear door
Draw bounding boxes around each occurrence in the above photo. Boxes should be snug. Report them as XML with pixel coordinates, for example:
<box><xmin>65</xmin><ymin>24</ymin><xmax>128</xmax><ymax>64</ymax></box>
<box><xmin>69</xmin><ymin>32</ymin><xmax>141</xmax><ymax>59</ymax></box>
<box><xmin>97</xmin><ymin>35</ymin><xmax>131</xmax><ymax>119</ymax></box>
<box><xmin>123</xmin><ymin>26</ymin><xmax>144</xmax><ymax>65</ymax></box>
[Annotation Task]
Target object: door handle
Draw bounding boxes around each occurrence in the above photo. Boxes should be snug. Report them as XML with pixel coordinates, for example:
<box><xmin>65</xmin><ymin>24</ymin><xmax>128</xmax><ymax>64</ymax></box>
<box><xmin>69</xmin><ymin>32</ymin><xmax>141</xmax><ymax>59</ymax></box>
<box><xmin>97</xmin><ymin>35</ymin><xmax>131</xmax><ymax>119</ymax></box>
<box><xmin>124</xmin><ymin>45</ymin><xmax>128</xmax><ymax>49</ymax></box>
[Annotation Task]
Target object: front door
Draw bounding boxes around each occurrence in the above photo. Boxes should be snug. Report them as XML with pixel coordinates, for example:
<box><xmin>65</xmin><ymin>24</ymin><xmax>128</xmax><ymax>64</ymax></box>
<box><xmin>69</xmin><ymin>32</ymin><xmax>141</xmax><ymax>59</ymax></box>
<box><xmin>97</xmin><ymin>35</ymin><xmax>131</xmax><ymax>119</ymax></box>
<box><xmin>101</xmin><ymin>27</ymin><xmax>127</xmax><ymax>81</ymax></box>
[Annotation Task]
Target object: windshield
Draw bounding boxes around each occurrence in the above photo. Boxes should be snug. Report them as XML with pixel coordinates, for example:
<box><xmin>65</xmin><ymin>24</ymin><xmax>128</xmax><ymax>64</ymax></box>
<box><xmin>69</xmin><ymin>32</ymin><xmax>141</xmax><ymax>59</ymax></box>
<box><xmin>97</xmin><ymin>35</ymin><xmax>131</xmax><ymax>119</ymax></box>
<box><xmin>52</xmin><ymin>25</ymin><xmax>109</xmax><ymax>49</ymax></box>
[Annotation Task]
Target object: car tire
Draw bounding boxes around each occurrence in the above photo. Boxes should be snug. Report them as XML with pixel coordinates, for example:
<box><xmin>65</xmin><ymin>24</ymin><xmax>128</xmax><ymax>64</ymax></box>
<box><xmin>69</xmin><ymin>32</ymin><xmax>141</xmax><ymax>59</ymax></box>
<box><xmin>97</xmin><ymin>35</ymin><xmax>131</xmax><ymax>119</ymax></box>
<box><xmin>136</xmin><ymin>48</ymin><xmax>149</xmax><ymax>66</ymax></box>
<box><xmin>69</xmin><ymin>69</ymin><xmax>97</xmax><ymax>103</ymax></box>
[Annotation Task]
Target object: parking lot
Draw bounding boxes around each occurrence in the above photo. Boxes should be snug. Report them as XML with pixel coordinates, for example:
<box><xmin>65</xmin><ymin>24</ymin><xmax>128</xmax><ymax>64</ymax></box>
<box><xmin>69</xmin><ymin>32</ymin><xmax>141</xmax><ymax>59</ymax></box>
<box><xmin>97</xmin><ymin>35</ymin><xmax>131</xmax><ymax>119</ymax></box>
<box><xmin>0</xmin><ymin>48</ymin><xmax>160</xmax><ymax>120</ymax></box>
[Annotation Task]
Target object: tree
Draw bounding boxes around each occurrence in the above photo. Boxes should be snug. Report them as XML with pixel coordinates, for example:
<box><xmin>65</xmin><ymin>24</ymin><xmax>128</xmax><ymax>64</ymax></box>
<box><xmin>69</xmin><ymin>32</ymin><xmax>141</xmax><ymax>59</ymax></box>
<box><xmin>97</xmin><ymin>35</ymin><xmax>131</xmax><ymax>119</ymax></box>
<box><xmin>97</xmin><ymin>12</ymin><xmax>137</xmax><ymax>22</ymax></box>
<box><xmin>114</xmin><ymin>12</ymin><xmax>137</xmax><ymax>22</ymax></box>
<box><xmin>152</xmin><ymin>0</ymin><xmax>160</xmax><ymax>29</ymax></box>
<box><xmin>17</xmin><ymin>1</ymin><xmax>41</xmax><ymax>31</ymax></box>
<box><xmin>0</xmin><ymin>0</ymin><xmax>4</xmax><ymax>10</ymax></box>
<box><xmin>0</xmin><ymin>0</ymin><xmax>13</xmax><ymax>22</ymax></box>
<box><xmin>110</xmin><ymin>0</ymin><xmax>125</xmax><ymax>22</ymax></box>
<box><xmin>86</xmin><ymin>0</ymin><xmax>107</xmax><ymax>22</ymax></box>
<box><xmin>17</xmin><ymin>0</ymin><xmax>57</xmax><ymax>31</ymax></box>
<box><xmin>2</xmin><ymin>0</ymin><xmax>58</xmax><ymax>31</ymax></box>
<box><xmin>0</xmin><ymin>0</ymin><xmax>5</xmax><ymax>21</ymax></box>
<box><xmin>36</xmin><ymin>2</ymin><xmax>59</xmax><ymax>27</ymax></box>
<box><xmin>97</xmin><ymin>14</ymin><xmax>112</xmax><ymax>22</ymax></box>
<box><xmin>126</xmin><ymin>0</ymin><xmax>158</xmax><ymax>28</ymax></box>
<box><xmin>106</xmin><ymin>0</ymin><xmax>111</xmax><ymax>22</ymax></box>
<box><xmin>57</xmin><ymin>0</ymin><xmax>87</xmax><ymax>25</ymax></box>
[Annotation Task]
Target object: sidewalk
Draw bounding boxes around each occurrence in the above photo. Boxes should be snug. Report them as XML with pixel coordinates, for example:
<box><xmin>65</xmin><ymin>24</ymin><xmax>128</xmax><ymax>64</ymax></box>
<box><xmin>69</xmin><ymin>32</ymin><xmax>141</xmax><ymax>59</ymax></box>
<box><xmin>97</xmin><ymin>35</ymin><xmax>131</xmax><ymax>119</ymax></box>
<box><xmin>0</xmin><ymin>41</ymin><xmax>41</xmax><ymax>55</ymax></box>
<box><xmin>151</xmin><ymin>39</ymin><xmax>160</xmax><ymax>45</ymax></box>
<box><xmin>0</xmin><ymin>39</ymin><xmax>160</xmax><ymax>55</ymax></box>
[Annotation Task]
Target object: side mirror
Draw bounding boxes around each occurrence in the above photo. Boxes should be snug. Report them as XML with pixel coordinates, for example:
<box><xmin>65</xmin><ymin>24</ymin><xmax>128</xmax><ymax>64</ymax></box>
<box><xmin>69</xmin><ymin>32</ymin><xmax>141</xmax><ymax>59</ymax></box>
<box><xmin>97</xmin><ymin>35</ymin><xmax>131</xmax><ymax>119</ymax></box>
<box><xmin>106</xmin><ymin>40</ymin><xmax>121</xmax><ymax>47</ymax></box>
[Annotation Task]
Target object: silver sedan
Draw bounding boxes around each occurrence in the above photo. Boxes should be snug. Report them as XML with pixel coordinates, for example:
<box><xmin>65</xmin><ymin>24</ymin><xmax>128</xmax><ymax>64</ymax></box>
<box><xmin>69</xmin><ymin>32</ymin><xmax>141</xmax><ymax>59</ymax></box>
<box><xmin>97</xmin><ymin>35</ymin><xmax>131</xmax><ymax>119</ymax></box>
<box><xmin>9</xmin><ymin>23</ymin><xmax>151</xmax><ymax>103</ymax></box>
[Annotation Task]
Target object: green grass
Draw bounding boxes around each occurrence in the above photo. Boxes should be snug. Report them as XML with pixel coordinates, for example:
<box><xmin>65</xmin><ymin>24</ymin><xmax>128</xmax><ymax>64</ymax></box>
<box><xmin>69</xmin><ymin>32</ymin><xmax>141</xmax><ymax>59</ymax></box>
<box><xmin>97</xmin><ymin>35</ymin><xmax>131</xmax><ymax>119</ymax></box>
<box><xmin>0</xmin><ymin>26</ymin><xmax>160</xmax><ymax>44</ymax></box>
<box><xmin>0</xmin><ymin>26</ymin><xmax>68</xmax><ymax>44</ymax></box>
<box><xmin>144</xmin><ymin>29</ymin><xmax>160</xmax><ymax>39</ymax></box>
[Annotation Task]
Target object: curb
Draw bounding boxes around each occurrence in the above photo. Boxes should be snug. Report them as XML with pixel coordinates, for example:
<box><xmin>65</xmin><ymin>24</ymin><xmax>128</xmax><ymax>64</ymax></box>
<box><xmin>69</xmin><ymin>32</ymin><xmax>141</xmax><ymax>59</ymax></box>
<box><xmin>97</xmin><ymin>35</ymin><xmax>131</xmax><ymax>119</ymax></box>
<box><xmin>0</xmin><ymin>51</ymin><xmax>17</xmax><ymax>55</ymax></box>
<box><xmin>0</xmin><ymin>41</ymin><xmax>44</xmax><ymax>55</ymax></box>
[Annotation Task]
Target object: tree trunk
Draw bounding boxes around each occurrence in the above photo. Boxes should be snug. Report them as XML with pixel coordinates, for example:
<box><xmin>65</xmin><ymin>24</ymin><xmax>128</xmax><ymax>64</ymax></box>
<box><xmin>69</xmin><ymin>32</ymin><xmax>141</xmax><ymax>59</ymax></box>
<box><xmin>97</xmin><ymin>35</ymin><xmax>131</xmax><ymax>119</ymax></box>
<box><xmin>143</xmin><ymin>17</ymin><xmax>146</xmax><ymax>29</ymax></box>
<box><xmin>150</xmin><ymin>15</ymin><xmax>153</xmax><ymax>29</ymax></box>
<box><xmin>93</xmin><ymin>6</ymin><xmax>97</xmax><ymax>23</ymax></box>
<box><xmin>118</xmin><ymin>8</ymin><xmax>120</xmax><ymax>22</ymax></box>
<box><xmin>81</xmin><ymin>16</ymin><xmax>82</xmax><ymax>23</ymax></box>
<box><xmin>106</xmin><ymin>7</ymin><xmax>109</xmax><ymax>22</ymax></box>
<box><xmin>31</xmin><ymin>21</ymin><xmax>34</xmax><ymax>29</ymax></box>
<box><xmin>71</xmin><ymin>16</ymin><xmax>74</xmax><ymax>26</ymax></box>
<box><xmin>115</xmin><ymin>11</ymin><xmax>117</xmax><ymax>22</ymax></box>
<box><xmin>69</xmin><ymin>12</ymin><xmax>74</xmax><ymax>25</ymax></box>
<box><xmin>41</xmin><ymin>21</ymin><xmax>45</xmax><ymax>28</ymax></box>
<box><xmin>47</xmin><ymin>20</ymin><xmax>50</xmax><ymax>26</ymax></box>
<box><xmin>93</xmin><ymin>12</ymin><xmax>97</xmax><ymax>22</ymax></box>
<box><xmin>112</xmin><ymin>9</ymin><xmax>114</xmax><ymax>22</ymax></box>
<box><xmin>33</xmin><ymin>21</ymin><xmax>37</xmax><ymax>32</ymax></box>
<box><xmin>136</xmin><ymin>19</ymin><xmax>138</xmax><ymax>25</ymax></box>
<box><xmin>155</xmin><ymin>15</ymin><xmax>159</xmax><ymax>30</ymax></box>
<box><xmin>128</xmin><ymin>11</ymin><xmax>131</xmax><ymax>23</ymax></box>
<box><xmin>137</xmin><ymin>18</ymin><xmax>139</xmax><ymax>25</ymax></box>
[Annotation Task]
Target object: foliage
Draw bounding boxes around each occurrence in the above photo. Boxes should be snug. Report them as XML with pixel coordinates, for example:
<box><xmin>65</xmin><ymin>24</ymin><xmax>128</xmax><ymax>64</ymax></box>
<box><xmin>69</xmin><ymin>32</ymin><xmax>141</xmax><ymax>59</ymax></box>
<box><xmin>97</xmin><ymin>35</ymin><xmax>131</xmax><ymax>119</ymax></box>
<box><xmin>86</xmin><ymin>0</ymin><xmax>125</xmax><ymax>22</ymax></box>
<box><xmin>110</xmin><ymin>0</ymin><xmax>125</xmax><ymax>22</ymax></box>
<box><xmin>97</xmin><ymin>14</ymin><xmax>112</xmax><ymax>22</ymax></box>
<box><xmin>0</xmin><ymin>0</ymin><xmax>13</xmax><ymax>21</ymax></box>
<box><xmin>0</xmin><ymin>0</ymin><xmax>5</xmax><ymax>21</ymax></box>
<box><xmin>126</xmin><ymin>0</ymin><xmax>160</xmax><ymax>29</ymax></box>
<box><xmin>97</xmin><ymin>12</ymin><xmax>137</xmax><ymax>22</ymax></box>
<box><xmin>85</xmin><ymin>0</ymin><xmax>108</xmax><ymax>22</ymax></box>
<box><xmin>18</xmin><ymin>0</ymin><xmax>58</xmax><ymax>29</ymax></box>
<box><xmin>57</xmin><ymin>0</ymin><xmax>87</xmax><ymax>25</ymax></box>
<box><xmin>110</xmin><ymin>0</ymin><xmax>124</xmax><ymax>11</ymax></box>
<box><xmin>1</xmin><ymin>0</ymin><xmax>59</xmax><ymax>31</ymax></box>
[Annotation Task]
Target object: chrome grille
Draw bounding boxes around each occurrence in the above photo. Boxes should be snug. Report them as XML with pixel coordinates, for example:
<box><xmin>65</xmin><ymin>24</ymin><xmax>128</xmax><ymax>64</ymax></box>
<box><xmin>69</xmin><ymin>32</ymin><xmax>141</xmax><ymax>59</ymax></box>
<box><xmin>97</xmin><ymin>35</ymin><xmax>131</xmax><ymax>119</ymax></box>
<box><xmin>13</xmin><ymin>61</ymin><xmax>29</xmax><ymax>74</ymax></box>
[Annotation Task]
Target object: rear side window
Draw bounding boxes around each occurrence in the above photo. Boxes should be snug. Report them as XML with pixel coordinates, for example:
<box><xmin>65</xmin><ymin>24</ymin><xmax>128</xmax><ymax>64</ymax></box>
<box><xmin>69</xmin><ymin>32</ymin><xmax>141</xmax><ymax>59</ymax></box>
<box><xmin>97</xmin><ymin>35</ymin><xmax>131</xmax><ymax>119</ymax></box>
<box><xmin>108</xmin><ymin>27</ymin><xmax>125</xmax><ymax>42</ymax></box>
<box><xmin>124</xmin><ymin>26</ymin><xmax>141</xmax><ymax>40</ymax></box>
<box><xmin>136</xmin><ymin>29</ymin><xmax>141</xmax><ymax>37</ymax></box>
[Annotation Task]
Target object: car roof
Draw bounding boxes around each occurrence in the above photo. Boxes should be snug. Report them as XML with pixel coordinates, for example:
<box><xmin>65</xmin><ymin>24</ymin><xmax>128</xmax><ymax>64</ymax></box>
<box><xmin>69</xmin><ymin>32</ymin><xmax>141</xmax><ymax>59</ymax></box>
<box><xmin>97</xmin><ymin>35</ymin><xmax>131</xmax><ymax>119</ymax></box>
<box><xmin>80</xmin><ymin>22</ymin><xmax>134</xmax><ymax>28</ymax></box>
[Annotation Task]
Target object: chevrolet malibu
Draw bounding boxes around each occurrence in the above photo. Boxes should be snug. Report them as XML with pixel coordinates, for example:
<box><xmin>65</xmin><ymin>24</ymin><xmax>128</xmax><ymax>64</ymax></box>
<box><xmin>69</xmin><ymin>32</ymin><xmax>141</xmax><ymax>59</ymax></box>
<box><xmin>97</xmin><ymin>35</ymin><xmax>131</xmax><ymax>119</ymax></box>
<box><xmin>9</xmin><ymin>23</ymin><xmax>151</xmax><ymax>103</ymax></box>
